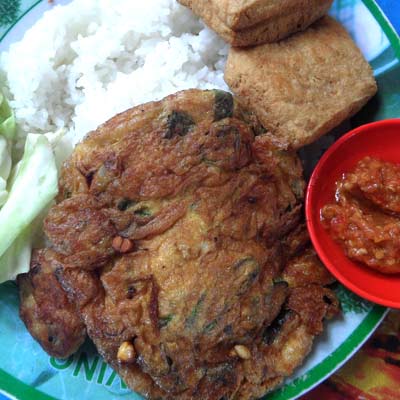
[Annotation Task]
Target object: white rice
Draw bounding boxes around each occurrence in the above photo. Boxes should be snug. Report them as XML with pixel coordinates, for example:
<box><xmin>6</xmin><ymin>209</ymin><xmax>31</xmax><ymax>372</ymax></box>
<box><xmin>0</xmin><ymin>0</ymin><xmax>229</xmax><ymax>147</ymax></box>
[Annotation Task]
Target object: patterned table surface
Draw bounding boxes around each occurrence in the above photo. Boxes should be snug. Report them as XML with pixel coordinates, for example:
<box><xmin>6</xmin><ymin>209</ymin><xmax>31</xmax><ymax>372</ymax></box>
<box><xmin>302</xmin><ymin>310</ymin><xmax>400</xmax><ymax>400</ymax></box>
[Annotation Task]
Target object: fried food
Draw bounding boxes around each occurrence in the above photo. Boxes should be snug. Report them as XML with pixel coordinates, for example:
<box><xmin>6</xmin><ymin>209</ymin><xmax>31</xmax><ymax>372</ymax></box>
<box><xmin>18</xmin><ymin>89</ymin><xmax>338</xmax><ymax>399</ymax></box>
<box><xmin>178</xmin><ymin>0</ymin><xmax>333</xmax><ymax>47</ymax></box>
<box><xmin>225</xmin><ymin>16</ymin><xmax>377</xmax><ymax>149</ymax></box>
<box><xmin>17</xmin><ymin>250</ymin><xmax>86</xmax><ymax>358</ymax></box>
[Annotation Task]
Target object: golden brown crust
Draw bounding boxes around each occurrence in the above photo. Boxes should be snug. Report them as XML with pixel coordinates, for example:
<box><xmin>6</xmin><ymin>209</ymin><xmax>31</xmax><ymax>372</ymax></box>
<box><xmin>178</xmin><ymin>0</ymin><xmax>333</xmax><ymax>46</ymax></box>
<box><xmin>17</xmin><ymin>250</ymin><xmax>86</xmax><ymax>358</ymax></box>
<box><xmin>44</xmin><ymin>194</ymin><xmax>117</xmax><ymax>269</ymax></box>
<box><xmin>225</xmin><ymin>16</ymin><xmax>377</xmax><ymax>149</ymax></box>
<box><xmin>52</xmin><ymin>89</ymin><xmax>306</xmax><ymax>399</ymax></box>
<box><xmin>19</xmin><ymin>89</ymin><xmax>338</xmax><ymax>400</ymax></box>
<box><xmin>282</xmin><ymin>247</ymin><xmax>336</xmax><ymax>288</ymax></box>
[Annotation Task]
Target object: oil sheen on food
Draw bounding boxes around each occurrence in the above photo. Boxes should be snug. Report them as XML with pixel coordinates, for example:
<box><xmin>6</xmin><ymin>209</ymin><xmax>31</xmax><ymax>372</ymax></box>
<box><xmin>321</xmin><ymin>157</ymin><xmax>400</xmax><ymax>274</ymax></box>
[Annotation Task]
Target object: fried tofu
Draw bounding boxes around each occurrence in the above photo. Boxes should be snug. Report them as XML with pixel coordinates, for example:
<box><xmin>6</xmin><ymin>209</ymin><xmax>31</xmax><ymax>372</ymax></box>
<box><xmin>178</xmin><ymin>0</ymin><xmax>333</xmax><ymax>46</ymax></box>
<box><xmin>225</xmin><ymin>16</ymin><xmax>378</xmax><ymax>149</ymax></box>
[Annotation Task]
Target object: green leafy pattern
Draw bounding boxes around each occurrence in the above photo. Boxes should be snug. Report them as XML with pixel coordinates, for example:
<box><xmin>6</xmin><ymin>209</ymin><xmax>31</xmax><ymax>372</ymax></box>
<box><xmin>0</xmin><ymin>0</ymin><xmax>21</xmax><ymax>27</ymax></box>
<box><xmin>335</xmin><ymin>284</ymin><xmax>373</xmax><ymax>314</ymax></box>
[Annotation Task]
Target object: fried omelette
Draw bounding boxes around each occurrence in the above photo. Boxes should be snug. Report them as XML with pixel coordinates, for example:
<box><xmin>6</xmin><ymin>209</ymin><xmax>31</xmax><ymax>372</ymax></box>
<box><xmin>18</xmin><ymin>89</ymin><xmax>339</xmax><ymax>399</ymax></box>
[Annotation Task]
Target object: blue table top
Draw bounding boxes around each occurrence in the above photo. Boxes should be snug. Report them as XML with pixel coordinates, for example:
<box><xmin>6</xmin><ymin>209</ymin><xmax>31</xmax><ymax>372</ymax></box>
<box><xmin>375</xmin><ymin>0</ymin><xmax>400</xmax><ymax>35</ymax></box>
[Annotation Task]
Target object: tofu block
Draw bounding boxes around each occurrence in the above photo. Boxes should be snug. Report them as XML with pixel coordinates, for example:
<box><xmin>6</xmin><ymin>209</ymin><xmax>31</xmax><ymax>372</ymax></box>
<box><xmin>224</xmin><ymin>16</ymin><xmax>377</xmax><ymax>149</ymax></box>
<box><xmin>178</xmin><ymin>0</ymin><xmax>333</xmax><ymax>46</ymax></box>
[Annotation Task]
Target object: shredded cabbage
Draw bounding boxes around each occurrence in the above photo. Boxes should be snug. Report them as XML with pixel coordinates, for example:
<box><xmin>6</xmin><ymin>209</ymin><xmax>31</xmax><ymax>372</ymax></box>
<box><xmin>0</xmin><ymin>225</ymin><xmax>34</xmax><ymax>282</ymax></box>
<box><xmin>0</xmin><ymin>133</ymin><xmax>58</xmax><ymax>283</ymax></box>
<box><xmin>0</xmin><ymin>90</ymin><xmax>14</xmax><ymax>206</ymax></box>
<box><xmin>0</xmin><ymin>177</ymin><xmax>7</xmax><ymax>206</ymax></box>
<box><xmin>0</xmin><ymin>89</ymin><xmax>64</xmax><ymax>282</ymax></box>
<box><xmin>0</xmin><ymin>90</ymin><xmax>15</xmax><ymax>140</ymax></box>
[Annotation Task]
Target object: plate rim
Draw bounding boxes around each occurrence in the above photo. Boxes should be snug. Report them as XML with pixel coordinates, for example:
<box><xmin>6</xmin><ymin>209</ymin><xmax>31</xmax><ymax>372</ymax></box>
<box><xmin>363</xmin><ymin>0</ymin><xmax>400</xmax><ymax>60</ymax></box>
<box><xmin>265</xmin><ymin>305</ymin><xmax>387</xmax><ymax>400</ymax></box>
<box><xmin>0</xmin><ymin>0</ymin><xmax>42</xmax><ymax>44</ymax></box>
<box><xmin>0</xmin><ymin>0</ymin><xmax>396</xmax><ymax>399</ymax></box>
<box><xmin>0</xmin><ymin>304</ymin><xmax>387</xmax><ymax>400</ymax></box>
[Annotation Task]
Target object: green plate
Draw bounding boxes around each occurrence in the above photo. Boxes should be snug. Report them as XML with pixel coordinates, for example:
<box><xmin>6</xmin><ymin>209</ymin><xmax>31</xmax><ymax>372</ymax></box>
<box><xmin>0</xmin><ymin>0</ymin><xmax>398</xmax><ymax>399</ymax></box>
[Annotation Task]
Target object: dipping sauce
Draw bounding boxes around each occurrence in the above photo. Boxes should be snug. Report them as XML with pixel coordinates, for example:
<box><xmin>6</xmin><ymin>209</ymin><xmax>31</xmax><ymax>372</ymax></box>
<box><xmin>321</xmin><ymin>157</ymin><xmax>400</xmax><ymax>274</ymax></box>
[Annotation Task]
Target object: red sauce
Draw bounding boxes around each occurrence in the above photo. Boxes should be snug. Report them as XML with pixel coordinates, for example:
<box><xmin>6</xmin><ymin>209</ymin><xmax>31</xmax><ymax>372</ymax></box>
<box><xmin>321</xmin><ymin>157</ymin><xmax>400</xmax><ymax>274</ymax></box>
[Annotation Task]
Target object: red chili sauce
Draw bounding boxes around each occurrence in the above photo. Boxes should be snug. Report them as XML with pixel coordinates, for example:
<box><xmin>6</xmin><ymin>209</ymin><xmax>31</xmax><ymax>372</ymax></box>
<box><xmin>321</xmin><ymin>156</ymin><xmax>400</xmax><ymax>274</ymax></box>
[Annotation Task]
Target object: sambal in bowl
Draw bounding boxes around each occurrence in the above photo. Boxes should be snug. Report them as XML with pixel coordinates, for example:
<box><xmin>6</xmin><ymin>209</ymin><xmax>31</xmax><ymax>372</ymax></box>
<box><xmin>306</xmin><ymin>118</ymin><xmax>400</xmax><ymax>308</ymax></box>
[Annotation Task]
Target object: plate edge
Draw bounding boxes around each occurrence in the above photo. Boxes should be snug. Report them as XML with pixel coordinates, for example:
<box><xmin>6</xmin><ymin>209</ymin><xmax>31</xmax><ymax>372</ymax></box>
<box><xmin>362</xmin><ymin>0</ymin><xmax>400</xmax><ymax>60</ymax></box>
<box><xmin>264</xmin><ymin>305</ymin><xmax>387</xmax><ymax>400</ymax></box>
<box><xmin>0</xmin><ymin>0</ymin><xmax>395</xmax><ymax>399</ymax></box>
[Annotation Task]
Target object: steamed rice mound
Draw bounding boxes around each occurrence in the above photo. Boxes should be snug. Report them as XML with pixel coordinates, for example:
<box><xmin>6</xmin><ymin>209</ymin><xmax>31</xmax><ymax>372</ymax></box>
<box><xmin>0</xmin><ymin>0</ymin><xmax>228</xmax><ymax>147</ymax></box>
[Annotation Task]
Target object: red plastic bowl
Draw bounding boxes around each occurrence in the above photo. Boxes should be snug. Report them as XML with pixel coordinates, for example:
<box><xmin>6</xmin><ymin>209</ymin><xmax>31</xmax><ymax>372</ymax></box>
<box><xmin>306</xmin><ymin>119</ymin><xmax>400</xmax><ymax>309</ymax></box>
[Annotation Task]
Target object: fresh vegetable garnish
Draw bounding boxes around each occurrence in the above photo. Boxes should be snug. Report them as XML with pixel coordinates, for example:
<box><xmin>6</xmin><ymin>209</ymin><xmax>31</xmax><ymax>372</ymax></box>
<box><xmin>0</xmin><ymin>89</ymin><xmax>64</xmax><ymax>282</ymax></box>
<box><xmin>0</xmin><ymin>137</ymin><xmax>10</xmax><ymax>206</ymax></box>
<box><xmin>0</xmin><ymin>89</ymin><xmax>15</xmax><ymax>206</ymax></box>
<box><xmin>0</xmin><ymin>89</ymin><xmax>16</xmax><ymax>140</ymax></box>
<box><xmin>0</xmin><ymin>225</ymin><xmax>35</xmax><ymax>284</ymax></box>
<box><xmin>0</xmin><ymin>133</ymin><xmax>58</xmax><ymax>283</ymax></box>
